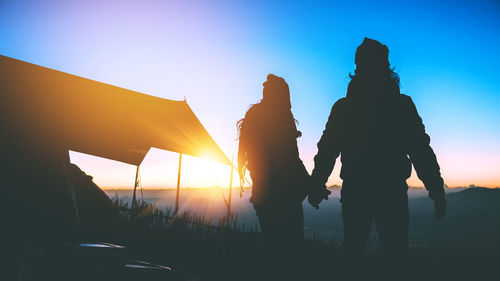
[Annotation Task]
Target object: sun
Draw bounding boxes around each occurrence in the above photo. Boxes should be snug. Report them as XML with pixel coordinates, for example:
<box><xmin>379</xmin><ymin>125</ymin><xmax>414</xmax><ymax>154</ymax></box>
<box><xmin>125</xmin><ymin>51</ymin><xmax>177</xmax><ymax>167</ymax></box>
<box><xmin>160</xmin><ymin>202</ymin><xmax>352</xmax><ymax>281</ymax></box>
<box><xmin>180</xmin><ymin>153</ymin><xmax>232</xmax><ymax>188</ymax></box>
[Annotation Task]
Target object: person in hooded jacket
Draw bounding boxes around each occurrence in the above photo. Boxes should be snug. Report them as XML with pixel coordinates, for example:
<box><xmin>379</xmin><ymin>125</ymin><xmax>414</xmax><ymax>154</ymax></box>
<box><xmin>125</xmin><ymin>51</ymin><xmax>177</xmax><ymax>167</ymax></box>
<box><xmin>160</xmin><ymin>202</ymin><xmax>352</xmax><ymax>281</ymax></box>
<box><xmin>238</xmin><ymin>74</ymin><xmax>310</xmax><ymax>250</ymax></box>
<box><xmin>308</xmin><ymin>38</ymin><xmax>447</xmax><ymax>258</ymax></box>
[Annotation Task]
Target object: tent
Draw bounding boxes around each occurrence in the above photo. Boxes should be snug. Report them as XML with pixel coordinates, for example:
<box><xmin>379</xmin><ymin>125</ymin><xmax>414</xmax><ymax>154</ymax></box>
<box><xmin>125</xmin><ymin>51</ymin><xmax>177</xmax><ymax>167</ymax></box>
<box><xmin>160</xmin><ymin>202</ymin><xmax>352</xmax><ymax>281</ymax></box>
<box><xmin>0</xmin><ymin>54</ymin><xmax>232</xmax><ymax>214</ymax></box>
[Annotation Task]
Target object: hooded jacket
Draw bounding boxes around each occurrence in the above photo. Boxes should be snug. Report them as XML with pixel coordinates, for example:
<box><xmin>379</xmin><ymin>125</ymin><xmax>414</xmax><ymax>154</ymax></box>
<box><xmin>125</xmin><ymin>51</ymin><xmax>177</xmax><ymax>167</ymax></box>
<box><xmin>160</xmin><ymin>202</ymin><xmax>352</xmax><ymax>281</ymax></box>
<box><xmin>311</xmin><ymin>76</ymin><xmax>444</xmax><ymax>196</ymax></box>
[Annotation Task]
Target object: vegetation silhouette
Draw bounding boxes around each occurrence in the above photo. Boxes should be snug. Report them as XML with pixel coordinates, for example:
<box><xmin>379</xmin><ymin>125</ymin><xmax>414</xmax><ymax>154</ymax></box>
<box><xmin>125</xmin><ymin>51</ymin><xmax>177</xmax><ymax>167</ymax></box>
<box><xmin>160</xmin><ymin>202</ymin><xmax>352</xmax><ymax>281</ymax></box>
<box><xmin>106</xmin><ymin>187</ymin><xmax>500</xmax><ymax>281</ymax></box>
<box><xmin>309</xmin><ymin>38</ymin><xmax>447</xmax><ymax>262</ymax></box>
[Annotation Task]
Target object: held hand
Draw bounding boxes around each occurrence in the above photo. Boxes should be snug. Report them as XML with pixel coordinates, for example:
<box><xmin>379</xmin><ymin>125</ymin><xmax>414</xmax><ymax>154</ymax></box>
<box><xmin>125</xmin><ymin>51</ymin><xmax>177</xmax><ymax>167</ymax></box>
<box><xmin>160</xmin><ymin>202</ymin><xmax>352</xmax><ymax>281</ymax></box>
<box><xmin>429</xmin><ymin>190</ymin><xmax>447</xmax><ymax>220</ymax></box>
<box><xmin>308</xmin><ymin>188</ymin><xmax>331</xmax><ymax>210</ymax></box>
<box><xmin>433</xmin><ymin>196</ymin><xmax>446</xmax><ymax>220</ymax></box>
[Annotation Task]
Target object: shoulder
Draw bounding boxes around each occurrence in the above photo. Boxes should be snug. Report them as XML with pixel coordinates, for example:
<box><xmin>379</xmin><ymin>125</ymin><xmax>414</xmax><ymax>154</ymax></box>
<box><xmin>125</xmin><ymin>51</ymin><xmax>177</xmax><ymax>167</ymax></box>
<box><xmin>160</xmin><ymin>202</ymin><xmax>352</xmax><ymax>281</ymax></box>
<box><xmin>333</xmin><ymin>97</ymin><xmax>347</xmax><ymax>109</ymax></box>
<box><xmin>331</xmin><ymin>98</ymin><xmax>347</xmax><ymax>114</ymax></box>
<box><xmin>241</xmin><ymin>103</ymin><xmax>263</xmax><ymax>129</ymax></box>
<box><xmin>244</xmin><ymin>103</ymin><xmax>261</xmax><ymax>118</ymax></box>
<box><xmin>399</xmin><ymin>94</ymin><xmax>412</xmax><ymax>103</ymax></box>
<box><xmin>325</xmin><ymin>98</ymin><xmax>347</xmax><ymax>121</ymax></box>
<box><xmin>398</xmin><ymin>94</ymin><xmax>417</xmax><ymax>110</ymax></box>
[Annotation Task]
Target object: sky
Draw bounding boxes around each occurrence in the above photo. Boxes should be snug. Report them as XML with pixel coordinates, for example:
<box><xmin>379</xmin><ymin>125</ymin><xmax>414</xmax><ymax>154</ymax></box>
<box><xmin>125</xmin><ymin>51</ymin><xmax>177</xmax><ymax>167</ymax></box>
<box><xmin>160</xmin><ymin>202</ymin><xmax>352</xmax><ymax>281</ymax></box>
<box><xmin>1</xmin><ymin>0</ymin><xmax>499</xmax><ymax>188</ymax></box>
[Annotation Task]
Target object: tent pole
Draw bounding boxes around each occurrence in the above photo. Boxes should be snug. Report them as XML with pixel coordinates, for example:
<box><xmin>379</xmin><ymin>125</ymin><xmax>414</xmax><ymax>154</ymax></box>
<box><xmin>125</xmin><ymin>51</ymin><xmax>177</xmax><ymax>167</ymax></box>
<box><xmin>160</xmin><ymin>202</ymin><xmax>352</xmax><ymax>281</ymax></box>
<box><xmin>227</xmin><ymin>156</ymin><xmax>234</xmax><ymax>218</ymax></box>
<box><xmin>132</xmin><ymin>166</ymin><xmax>139</xmax><ymax>209</ymax></box>
<box><xmin>175</xmin><ymin>153</ymin><xmax>183</xmax><ymax>215</ymax></box>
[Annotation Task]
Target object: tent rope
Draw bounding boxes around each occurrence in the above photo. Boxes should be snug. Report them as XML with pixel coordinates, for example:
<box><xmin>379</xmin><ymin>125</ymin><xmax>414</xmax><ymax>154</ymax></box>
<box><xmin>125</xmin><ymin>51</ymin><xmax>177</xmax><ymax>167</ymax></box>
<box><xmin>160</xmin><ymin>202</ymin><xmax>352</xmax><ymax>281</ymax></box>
<box><xmin>210</xmin><ymin>163</ymin><xmax>229</xmax><ymax>209</ymax></box>
<box><xmin>137</xmin><ymin>168</ymin><xmax>144</xmax><ymax>203</ymax></box>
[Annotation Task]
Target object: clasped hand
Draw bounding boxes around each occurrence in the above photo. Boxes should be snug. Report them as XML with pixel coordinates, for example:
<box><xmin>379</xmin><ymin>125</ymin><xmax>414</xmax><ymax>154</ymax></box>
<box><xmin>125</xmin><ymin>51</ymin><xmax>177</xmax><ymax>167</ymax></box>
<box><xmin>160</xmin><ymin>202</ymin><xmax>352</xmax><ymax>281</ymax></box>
<box><xmin>308</xmin><ymin>185</ymin><xmax>331</xmax><ymax>210</ymax></box>
<box><xmin>430</xmin><ymin>192</ymin><xmax>447</xmax><ymax>220</ymax></box>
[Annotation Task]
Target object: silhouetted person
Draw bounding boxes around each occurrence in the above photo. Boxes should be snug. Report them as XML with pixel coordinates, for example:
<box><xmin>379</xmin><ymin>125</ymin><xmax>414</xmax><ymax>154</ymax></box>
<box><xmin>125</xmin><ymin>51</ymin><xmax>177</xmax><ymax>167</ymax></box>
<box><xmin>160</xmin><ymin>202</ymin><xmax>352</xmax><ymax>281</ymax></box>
<box><xmin>237</xmin><ymin>74</ymin><xmax>309</xmax><ymax>274</ymax></box>
<box><xmin>308</xmin><ymin>38</ymin><xmax>447</xmax><ymax>260</ymax></box>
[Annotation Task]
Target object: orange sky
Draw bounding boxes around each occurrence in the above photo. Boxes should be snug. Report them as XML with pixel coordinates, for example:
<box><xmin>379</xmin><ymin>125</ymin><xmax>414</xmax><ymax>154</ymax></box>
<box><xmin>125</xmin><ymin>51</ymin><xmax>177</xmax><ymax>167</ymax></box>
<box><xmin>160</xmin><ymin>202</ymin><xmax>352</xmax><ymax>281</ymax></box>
<box><xmin>71</xmin><ymin>150</ymin><xmax>500</xmax><ymax>189</ymax></box>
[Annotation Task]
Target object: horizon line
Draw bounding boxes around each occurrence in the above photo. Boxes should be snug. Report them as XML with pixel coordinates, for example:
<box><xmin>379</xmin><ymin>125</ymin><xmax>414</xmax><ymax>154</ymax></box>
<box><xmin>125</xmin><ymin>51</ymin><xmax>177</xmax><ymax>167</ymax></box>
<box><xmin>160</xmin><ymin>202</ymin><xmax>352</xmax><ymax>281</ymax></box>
<box><xmin>101</xmin><ymin>184</ymin><xmax>500</xmax><ymax>190</ymax></box>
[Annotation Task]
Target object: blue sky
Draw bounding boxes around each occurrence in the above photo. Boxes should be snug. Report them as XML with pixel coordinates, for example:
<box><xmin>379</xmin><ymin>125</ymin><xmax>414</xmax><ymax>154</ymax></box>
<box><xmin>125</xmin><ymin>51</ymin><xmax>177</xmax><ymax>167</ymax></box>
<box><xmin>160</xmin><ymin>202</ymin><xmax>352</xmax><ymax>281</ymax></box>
<box><xmin>1</xmin><ymin>0</ymin><xmax>499</xmax><ymax>187</ymax></box>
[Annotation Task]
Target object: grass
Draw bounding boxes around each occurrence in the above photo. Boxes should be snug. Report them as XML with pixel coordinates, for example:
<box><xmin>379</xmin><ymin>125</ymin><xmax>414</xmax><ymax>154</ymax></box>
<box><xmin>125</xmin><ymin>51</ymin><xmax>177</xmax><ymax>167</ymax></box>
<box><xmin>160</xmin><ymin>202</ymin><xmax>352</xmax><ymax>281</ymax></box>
<box><xmin>108</xmin><ymin>194</ymin><xmax>500</xmax><ymax>281</ymax></box>
<box><xmin>110</xmin><ymin>194</ymin><xmax>248</xmax><ymax>235</ymax></box>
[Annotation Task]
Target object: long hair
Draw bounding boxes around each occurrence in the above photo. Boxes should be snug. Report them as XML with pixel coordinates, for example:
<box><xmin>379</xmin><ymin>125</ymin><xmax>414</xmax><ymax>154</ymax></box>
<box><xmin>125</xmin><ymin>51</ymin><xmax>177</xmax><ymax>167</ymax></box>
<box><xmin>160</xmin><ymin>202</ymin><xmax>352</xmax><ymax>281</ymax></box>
<box><xmin>236</xmin><ymin>104</ymin><xmax>299</xmax><ymax>139</ymax></box>
<box><xmin>237</xmin><ymin>74</ymin><xmax>299</xmax><ymax>139</ymax></box>
<box><xmin>349</xmin><ymin>66</ymin><xmax>400</xmax><ymax>86</ymax></box>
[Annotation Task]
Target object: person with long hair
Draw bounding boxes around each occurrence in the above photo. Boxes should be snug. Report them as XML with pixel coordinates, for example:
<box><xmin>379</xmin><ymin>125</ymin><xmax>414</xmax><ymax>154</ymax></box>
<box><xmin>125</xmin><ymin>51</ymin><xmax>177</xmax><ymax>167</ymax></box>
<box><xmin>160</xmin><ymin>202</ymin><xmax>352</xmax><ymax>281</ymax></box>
<box><xmin>308</xmin><ymin>38</ymin><xmax>447</xmax><ymax>260</ymax></box>
<box><xmin>237</xmin><ymin>74</ymin><xmax>309</xmax><ymax>253</ymax></box>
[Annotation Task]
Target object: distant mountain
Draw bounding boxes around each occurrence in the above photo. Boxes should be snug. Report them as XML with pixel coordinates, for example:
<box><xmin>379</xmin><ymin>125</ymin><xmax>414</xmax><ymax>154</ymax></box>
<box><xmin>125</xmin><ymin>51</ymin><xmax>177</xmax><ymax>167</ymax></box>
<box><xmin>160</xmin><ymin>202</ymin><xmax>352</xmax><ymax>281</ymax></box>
<box><xmin>410</xmin><ymin>187</ymin><xmax>500</xmax><ymax>245</ymax></box>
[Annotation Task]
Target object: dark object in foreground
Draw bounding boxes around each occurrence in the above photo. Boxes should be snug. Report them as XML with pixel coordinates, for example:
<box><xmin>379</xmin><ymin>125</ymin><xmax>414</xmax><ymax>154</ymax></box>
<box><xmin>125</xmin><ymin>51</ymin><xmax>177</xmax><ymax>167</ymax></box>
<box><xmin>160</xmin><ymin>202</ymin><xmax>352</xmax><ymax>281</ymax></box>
<box><xmin>18</xmin><ymin>242</ymin><xmax>186</xmax><ymax>281</ymax></box>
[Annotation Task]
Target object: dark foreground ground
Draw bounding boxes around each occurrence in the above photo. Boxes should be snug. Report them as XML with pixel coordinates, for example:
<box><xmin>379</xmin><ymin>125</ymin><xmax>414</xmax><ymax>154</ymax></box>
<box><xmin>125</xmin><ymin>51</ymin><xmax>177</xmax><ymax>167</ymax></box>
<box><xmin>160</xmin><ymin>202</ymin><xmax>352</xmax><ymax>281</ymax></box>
<box><xmin>115</xmin><ymin>230</ymin><xmax>500</xmax><ymax>281</ymax></box>
<box><xmin>9</xmin><ymin>187</ymin><xmax>500</xmax><ymax>281</ymax></box>
<box><xmin>107</xmin><ymin>187</ymin><xmax>500</xmax><ymax>281</ymax></box>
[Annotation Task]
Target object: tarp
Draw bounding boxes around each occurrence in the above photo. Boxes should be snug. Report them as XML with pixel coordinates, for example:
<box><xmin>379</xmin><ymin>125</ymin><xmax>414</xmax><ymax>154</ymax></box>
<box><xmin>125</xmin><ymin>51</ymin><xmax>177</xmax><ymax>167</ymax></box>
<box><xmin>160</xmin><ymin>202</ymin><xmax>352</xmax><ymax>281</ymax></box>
<box><xmin>0</xmin><ymin>55</ymin><xmax>231</xmax><ymax>166</ymax></box>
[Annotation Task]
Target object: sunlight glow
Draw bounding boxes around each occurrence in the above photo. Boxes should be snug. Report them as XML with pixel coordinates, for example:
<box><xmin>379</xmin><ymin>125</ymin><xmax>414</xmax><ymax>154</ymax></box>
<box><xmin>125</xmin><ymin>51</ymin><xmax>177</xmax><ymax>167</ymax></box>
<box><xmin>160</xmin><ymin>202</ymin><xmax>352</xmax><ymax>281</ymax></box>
<box><xmin>8</xmin><ymin>0</ymin><xmax>498</xmax><ymax>188</ymax></box>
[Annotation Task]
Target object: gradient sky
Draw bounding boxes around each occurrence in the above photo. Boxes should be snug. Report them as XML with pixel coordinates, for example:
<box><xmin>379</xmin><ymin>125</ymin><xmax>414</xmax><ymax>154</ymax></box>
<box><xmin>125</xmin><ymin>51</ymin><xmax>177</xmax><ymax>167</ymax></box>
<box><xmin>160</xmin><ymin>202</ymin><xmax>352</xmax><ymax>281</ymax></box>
<box><xmin>1</xmin><ymin>0</ymin><xmax>499</xmax><ymax>188</ymax></box>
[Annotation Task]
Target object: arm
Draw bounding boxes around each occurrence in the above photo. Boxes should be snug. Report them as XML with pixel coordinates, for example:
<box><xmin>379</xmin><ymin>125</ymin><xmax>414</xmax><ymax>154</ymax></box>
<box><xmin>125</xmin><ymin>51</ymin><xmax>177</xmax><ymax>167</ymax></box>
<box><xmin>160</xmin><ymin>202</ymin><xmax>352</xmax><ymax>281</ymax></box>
<box><xmin>290</xmin><ymin>121</ymin><xmax>310</xmax><ymax>180</ymax></box>
<box><xmin>311</xmin><ymin>99</ymin><xmax>345</xmax><ymax>187</ymax></box>
<box><xmin>308</xmin><ymin>99</ymin><xmax>345</xmax><ymax>209</ymax></box>
<box><xmin>404</xmin><ymin>96</ymin><xmax>446</xmax><ymax>218</ymax></box>
<box><xmin>404</xmin><ymin>96</ymin><xmax>444</xmax><ymax>193</ymax></box>
<box><xmin>237</xmin><ymin>120</ymin><xmax>248</xmax><ymax>177</ymax></box>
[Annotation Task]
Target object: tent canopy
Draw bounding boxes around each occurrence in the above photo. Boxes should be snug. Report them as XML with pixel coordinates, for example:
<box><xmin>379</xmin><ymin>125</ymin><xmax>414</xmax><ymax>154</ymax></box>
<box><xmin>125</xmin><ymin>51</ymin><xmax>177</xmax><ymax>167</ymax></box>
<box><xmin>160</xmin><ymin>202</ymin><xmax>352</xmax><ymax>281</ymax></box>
<box><xmin>0</xmin><ymin>55</ymin><xmax>230</xmax><ymax>166</ymax></box>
